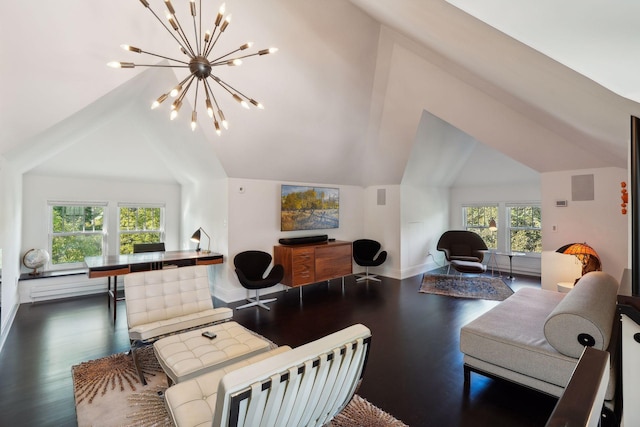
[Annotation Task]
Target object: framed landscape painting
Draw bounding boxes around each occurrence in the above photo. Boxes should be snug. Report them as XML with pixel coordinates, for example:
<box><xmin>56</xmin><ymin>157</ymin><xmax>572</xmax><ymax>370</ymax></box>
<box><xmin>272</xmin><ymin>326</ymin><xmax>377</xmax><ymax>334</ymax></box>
<box><xmin>281</xmin><ymin>185</ymin><xmax>339</xmax><ymax>231</ymax></box>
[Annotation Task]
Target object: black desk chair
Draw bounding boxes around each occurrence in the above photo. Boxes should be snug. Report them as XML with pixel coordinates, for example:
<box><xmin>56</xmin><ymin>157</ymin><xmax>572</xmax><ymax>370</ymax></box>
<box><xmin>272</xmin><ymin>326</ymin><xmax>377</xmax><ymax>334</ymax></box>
<box><xmin>234</xmin><ymin>251</ymin><xmax>284</xmax><ymax>311</ymax></box>
<box><xmin>353</xmin><ymin>239</ymin><xmax>387</xmax><ymax>282</ymax></box>
<box><xmin>132</xmin><ymin>242</ymin><xmax>167</xmax><ymax>271</ymax></box>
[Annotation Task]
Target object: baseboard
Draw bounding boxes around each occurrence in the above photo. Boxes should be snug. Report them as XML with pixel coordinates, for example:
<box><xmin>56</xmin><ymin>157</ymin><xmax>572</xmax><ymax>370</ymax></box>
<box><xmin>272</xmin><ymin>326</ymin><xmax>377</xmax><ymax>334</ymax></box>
<box><xmin>0</xmin><ymin>301</ymin><xmax>19</xmax><ymax>354</ymax></box>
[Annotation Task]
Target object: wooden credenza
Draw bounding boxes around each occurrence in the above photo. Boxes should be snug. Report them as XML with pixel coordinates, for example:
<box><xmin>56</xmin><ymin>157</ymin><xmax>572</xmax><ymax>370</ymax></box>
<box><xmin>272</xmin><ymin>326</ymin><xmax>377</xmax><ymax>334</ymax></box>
<box><xmin>274</xmin><ymin>240</ymin><xmax>352</xmax><ymax>287</ymax></box>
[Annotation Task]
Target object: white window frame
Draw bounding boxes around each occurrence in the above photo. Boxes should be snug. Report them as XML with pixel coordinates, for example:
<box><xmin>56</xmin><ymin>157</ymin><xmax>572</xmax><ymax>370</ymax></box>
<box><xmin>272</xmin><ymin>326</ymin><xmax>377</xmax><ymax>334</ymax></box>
<box><xmin>506</xmin><ymin>203</ymin><xmax>542</xmax><ymax>254</ymax></box>
<box><xmin>48</xmin><ymin>201</ymin><xmax>108</xmax><ymax>270</ymax></box>
<box><xmin>118</xmin><ymin>203</ymin><xmax>166</xmax><ymax>255</ymax></box>
<box><xmin>462</xmin><ymin>204</ymin><xmax>498</xmax><ymax>250</ymax></box>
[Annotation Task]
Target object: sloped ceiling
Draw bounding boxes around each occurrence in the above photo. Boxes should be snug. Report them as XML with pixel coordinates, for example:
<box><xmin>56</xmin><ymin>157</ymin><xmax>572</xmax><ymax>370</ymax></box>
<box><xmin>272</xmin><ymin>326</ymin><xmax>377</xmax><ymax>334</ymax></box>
<box><xmin>2</xmin><ymin>0</ymin><xmax>638</xmax><ymax>188</ymax></box>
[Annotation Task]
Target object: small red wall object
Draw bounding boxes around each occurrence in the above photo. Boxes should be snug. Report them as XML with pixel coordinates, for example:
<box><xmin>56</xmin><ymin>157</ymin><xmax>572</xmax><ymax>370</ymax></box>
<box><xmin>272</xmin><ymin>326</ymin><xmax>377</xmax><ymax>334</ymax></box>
<box><xmin>621</xmin><ymin>181</ymin><xmax>628</xmax><ymax>214</ymax></box>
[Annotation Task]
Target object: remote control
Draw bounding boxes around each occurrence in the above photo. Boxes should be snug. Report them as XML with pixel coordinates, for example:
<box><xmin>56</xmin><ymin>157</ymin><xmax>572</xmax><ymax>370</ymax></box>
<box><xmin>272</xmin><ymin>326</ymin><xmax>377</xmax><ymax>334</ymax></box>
<box><xmin>202</xmin><ymin>331</ymin><xmax>217</xmax><ymax>339</ymax></box>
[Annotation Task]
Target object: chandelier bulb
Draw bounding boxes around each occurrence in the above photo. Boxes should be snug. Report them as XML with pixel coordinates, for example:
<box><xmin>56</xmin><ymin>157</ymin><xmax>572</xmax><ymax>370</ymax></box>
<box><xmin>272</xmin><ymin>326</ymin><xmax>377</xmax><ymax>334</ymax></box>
<box><xmin>250</xmin><ymin>99</ymin><xmax>264</xmax><ymax>109</ymax></box>
<box><xmin>191</xmin><ymin>111</ymin><xmax>197</xmax><ymax>131</ymax></box>
<box><xmin>164</xmin><ymin>0</ymin><xmax>175</xmax><ymax>15</ymax></box>
<box><xmin>151</xmin><ymin>93</ymin><xmax>169</xmax><ymax>109</ymax></box>
<box><xmin>171</xmin><ymin>99</ymin><xmax>182</xmax><ymax>112</ymax></box>
<box><xmin>227</xmin><ymin>59</ymin><xmax>242</xmax><ymax>66</ymax></box>
<box><xmin>189</xmin><ymin>0</ymin><xmax>196</xmax><ymax>17</ymax></box>
<box><xmin>218</xmin><ymin>109</ymin><xmax>227</xmax><ymax>128</ymax></box>
<box><xmin>214</xmin><ymin>120</ymin><xmax>221</xmax><ymax>136</ymax></box>
<box><xmin>107</xmin><ymin>61</ymin><xmax>134</xmax><ymax>68</ymax></box>
<box><xmin>121</xmin><ymin>45</ymin><xmax>141</xmax><ymax>53</ymax></box>
<box><xmin>170</xmin><ymin>110</ymin><xmax>178</xmax><ymax>120</ymax></box>
<box><xmin>139</xmin><ymin>0</ymin><xmax>149</xmax><ymax>8</ymax></box>
<box><xmin>204</xmin><ymin>31</ymin><xmax>211</xmax><ymax>43</ymax></box>
<box><xmin>215</xmin><ymin>3</ymin><xmax>226</xmax><ymax>26</ymax></box>
<box><xmin>206</xmin><ymin>100</ymin><xmax>214</xmax><ymax>118</ymax></box>
<box><xmin>220</xmin><ymin>15</ymin><xmax>231</xmax><ymax>32</ymax></box>
<box><xmin>259</xmin><ymin>48</ymin><xmax>278</xmax><ymax>55</ymax></box>
<box><xmin>240</xmin><ymin>42</ymin><xmax>253</xmax><ymax>50</ymax></box>
<box><xmin>170</xmin><ymin>84</ymin><xmax>183</xmax><ymax>98</ymax></box>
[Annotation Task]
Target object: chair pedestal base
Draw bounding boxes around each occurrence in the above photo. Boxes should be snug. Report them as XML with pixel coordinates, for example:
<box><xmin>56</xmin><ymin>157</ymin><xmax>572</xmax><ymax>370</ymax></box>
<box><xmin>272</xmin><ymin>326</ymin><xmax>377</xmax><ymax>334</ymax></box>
<box><xmin>236</xmin><ymin>292</ymin><xmax>277</xmax><ymax>311</ymax></box>
<box><xmin>355</xmin><ymin>267</ymin><xmax>381</xmax><ymax>282</ymax></box>
<box><xmin>356</xmin><ymin>274</ymin><xmax>381</xmax><ymax>282</ymax></box>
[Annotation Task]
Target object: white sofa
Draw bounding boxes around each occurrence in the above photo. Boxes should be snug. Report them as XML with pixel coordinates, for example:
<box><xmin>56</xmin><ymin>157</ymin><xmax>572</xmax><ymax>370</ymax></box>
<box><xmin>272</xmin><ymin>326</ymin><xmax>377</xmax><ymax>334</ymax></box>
<box><xmin>460</xmin><ymin>271</ymin><xmax>620</xmax><ymax>407</ymax></box>
<box><xmin>124</xmin><ymin>265</ymin><xmax>233</xmax><ymax>383</ymax></box>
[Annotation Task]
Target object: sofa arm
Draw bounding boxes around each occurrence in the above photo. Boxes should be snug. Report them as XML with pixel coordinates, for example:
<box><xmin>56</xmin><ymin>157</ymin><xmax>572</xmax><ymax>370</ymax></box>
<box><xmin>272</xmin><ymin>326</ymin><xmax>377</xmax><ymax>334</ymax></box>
<box><xmin>544</xmin><ymin>271</ymin><xmax>619</xmax><ymax>358</ymax></box>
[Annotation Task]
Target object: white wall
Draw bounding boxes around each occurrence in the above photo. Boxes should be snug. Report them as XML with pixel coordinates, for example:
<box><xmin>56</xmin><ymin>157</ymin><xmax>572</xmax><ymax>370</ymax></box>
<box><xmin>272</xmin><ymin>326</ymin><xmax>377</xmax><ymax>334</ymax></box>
<box><xmin>541</xmin><ymin>167</ymin><xmax>628</xmax><ymax>290</ymax></box>
<box><xmin>401</xmin><ymin>184</ymin><xmax>449</xmax><ymax>277</ymax></box>
<box><xmin>0</xmin><ymin>160</ymin><xmax>22</xmax><ymax>346</ymax></box>
<box><xmin>363</xmin><ymin>185</ymin><xmax>401</xmax><ymax>278</ymax></box>
<box><xmin>21</xmin><ymin>175</ymin><xmax>181</xmax><ymax>273</ymax></box>
<box><xmin>180</xmin><ymin>178</ymin><xmax>229</xmax><ymax>297</ymax></box>
<box><xmin>222</xmin><ymin>178</ymin><xmax>365</xmax><ymax>302</ymax></box>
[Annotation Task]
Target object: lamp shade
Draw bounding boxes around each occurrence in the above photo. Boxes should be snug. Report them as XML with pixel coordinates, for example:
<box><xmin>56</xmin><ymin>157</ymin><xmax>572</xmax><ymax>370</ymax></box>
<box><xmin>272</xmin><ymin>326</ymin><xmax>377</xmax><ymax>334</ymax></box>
<box><xmin>556</xmin><ymin>242</ymin><xmax>601</xmax><ymax>276</ymax></box>
<box><xmin>488</xmin><ymin>218</ymin><xmax>497</xmax><ymax>231</ymax></box>
<box><xmin>190</xmin><ymin>227</ymin><xmax>211</xmax><ymax>253</ymax></box>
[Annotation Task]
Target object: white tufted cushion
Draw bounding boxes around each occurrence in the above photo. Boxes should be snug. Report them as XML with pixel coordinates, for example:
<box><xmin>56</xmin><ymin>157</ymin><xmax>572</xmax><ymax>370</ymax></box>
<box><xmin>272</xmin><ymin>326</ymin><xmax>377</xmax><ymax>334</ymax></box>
<box><xmin>154</xmin><ymin>322</ymin><xmax>273</xmax><ymax>384</ymax></box>
<box><xmin>125</xmin><ymin>265</ymin><xmax>232</xmax><ymax>341</ymax></box>
<box><xmin>164</xmin><ymin>346</ymin><xmax>292</xmax><ymax>427</ymax></box>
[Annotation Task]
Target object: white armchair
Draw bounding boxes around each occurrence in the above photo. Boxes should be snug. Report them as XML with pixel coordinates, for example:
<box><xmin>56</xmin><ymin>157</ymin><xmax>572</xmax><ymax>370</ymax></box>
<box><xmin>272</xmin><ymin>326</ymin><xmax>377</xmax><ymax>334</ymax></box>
<box><xmin>124</xmin><ymin>265</ymin><xmax>233</xmax><ymax>384</ymax></box>
<box><xmin>164</xmin><ymin>324</ymin><xmax>372</xmax><ymax>427</ymax></box>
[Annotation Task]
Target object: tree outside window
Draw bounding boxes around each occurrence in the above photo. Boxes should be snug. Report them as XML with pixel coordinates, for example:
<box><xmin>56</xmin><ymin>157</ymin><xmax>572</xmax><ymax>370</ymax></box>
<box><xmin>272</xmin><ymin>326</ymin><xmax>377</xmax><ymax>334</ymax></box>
<box><xmin>119</xmin><ymin>206</ymin><xmax>164</xmax><ymax>254</ymax></box>
<box><xmin>463</xmin><ymin>205</ymin><xmax>498</xmax><ymax>249</ymax></box>
<box><xmin>508</xmin><ymin>205</ymin><xmax>542</xmax><ymax>253</ymax></box>
<box><xmin>50</xmin><ymin>204</ymin><xmax>105</xmax><ymax>266</ymax></box>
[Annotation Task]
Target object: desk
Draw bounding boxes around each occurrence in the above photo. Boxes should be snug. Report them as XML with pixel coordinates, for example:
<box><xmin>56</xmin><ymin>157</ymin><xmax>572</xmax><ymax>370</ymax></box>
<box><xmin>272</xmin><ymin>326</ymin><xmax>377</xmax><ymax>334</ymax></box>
<box><xmin>85</xmin><ymin>250</ymin><xmax>223</xmax><ymax>324</ymax></box>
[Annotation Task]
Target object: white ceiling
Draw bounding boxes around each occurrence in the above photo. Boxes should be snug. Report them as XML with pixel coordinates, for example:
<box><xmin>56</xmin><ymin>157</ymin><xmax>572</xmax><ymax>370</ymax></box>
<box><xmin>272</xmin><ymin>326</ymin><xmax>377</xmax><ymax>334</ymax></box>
<box><xmin>2</xmin><ymin>0</ymin><xmax>637</xmax><ymax>188</ymax></box>
<box><xmin>447</xmin><ymin>0</ymin><xmax>640</xmax><ymax>103</ymax></box>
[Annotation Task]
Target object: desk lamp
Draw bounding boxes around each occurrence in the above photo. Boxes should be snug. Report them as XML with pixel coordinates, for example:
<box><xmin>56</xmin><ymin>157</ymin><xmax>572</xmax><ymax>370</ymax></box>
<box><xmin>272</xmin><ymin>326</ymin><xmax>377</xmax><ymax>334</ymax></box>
<box><xmin>191</xmin><ymin>227</ymin><xmax>211</xmax><ymax>254</ymax></box>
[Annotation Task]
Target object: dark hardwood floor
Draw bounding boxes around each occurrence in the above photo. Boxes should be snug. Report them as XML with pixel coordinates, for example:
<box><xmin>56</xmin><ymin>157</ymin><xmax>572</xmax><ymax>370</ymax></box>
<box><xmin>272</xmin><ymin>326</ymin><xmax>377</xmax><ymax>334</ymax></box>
<box><xmin>0</xmin><ymin>269</ymin><xmax>557</xmax><ymax>426</ymax></box>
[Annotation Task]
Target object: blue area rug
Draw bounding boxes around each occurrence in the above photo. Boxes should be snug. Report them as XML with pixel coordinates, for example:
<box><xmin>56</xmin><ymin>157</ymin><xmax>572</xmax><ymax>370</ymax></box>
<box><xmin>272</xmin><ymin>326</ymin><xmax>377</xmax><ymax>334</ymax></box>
<box><xmin>419</xmin><ymin>274</ymin><xmax>514</xmax><ymax>301</ymax></box>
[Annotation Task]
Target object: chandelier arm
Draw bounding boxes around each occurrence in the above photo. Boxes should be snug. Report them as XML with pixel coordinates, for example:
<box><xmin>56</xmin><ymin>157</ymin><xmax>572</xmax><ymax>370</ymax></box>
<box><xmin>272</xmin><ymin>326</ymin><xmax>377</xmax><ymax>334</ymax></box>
<box><xmin>176</xmin><ymin>74</ymin><xmax>197</xmax><ymax>104</ymax></box>
<box><xmin>209</xmin><ymin>48</ymin><xmax>243</xmax><ymax>65</ymax></box>
<box><xmin>204</xmin><ymin>79</ymin><xmax>222</xmax><ymax>110</ymax></box>
<box><xmin>170</xmin><ymin>13</ymin><xmax>198</xmax><ymax>58</ymax></box>
<box><xmin>132</xmin><ymin>63</ymin><xmax>190</xmax><ymax>68</ymax></box>
<box><xmin>205</xmin><ymin>28</ymin><xmax>226</xmax><ymax>58</ymax></box>
<box><xmin>202</xmin><ymin>26</ymin><xmax>219</xmax><ymax>57</ymax></box>
<box><xmin>138</xmin><ymin>50</ymin><xmax>191</xmax><ymax>66</ymax></box>
<box><xmin>143</xmin><ymin>4</ymin><xmax>195</xmax><ymax>58</ymax></box>
<box><xmin>193</xmin><ymin>80</ymin><xmax>200</xmax><ymax>112</ymax></box>
<box><xmin>208</xmin><ymin>75</ymin><xmax>235</xmax><ymax>97</ymax></box>
<box><xmin>210</xmin><ymin>76</ymin><xmax>252</xmax><ymax>102</ymax></box>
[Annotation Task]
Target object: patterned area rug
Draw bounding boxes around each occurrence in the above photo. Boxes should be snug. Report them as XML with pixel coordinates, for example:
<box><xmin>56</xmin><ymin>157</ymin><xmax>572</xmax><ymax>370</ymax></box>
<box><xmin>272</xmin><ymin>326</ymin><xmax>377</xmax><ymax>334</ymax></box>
<box><xmin>419</xmin><ymin>274</ymin><xmax>514</xmax><ymax>301</ymax></box>
<box><xmin>72</xmin><ymin>345</ymin><xmax>408</xmax><ymax>427</ymax></box>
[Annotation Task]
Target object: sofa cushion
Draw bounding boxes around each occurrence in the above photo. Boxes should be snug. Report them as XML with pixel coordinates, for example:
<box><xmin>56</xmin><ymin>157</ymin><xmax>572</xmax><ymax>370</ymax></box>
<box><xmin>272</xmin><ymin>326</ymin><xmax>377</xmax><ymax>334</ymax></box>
<box><xmin>460</xmin><ymin>288</ymin><xmax>577</xmax><ymax>388</ymax></box>
<box><xmin>544</xmin><ymin>271</ymin><xmax>619</xmax><ymax>358</ymax></box>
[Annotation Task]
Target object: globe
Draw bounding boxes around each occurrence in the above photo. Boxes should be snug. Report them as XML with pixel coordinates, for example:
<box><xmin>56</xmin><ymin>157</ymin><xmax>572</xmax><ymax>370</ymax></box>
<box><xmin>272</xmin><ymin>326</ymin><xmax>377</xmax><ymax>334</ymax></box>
<box><xmin>23</xmin><ymin>248</ymin><xmax>50</xmax><ymax>275</ymax></box>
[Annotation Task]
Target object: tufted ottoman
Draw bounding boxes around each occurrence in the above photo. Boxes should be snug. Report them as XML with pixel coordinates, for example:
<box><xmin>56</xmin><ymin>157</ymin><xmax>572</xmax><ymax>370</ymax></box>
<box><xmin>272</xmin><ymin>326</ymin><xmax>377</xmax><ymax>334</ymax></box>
<box><xmin>450</xmin><ymin>259</ymin><xmax>487</xmax><ymax>274</ymax></box>
<box><xmin>154</xmin><ymin>321</ymin><xmax>273</xmax><ymax>384</ymax></box>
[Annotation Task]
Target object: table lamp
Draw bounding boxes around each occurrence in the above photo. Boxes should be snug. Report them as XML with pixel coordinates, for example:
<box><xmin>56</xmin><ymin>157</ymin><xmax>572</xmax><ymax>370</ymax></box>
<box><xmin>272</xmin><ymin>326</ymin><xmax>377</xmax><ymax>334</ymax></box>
<box><xmin>190</xmin><ymin>227</ymin><xmax>211</xmax><ymax>254</ymax></box>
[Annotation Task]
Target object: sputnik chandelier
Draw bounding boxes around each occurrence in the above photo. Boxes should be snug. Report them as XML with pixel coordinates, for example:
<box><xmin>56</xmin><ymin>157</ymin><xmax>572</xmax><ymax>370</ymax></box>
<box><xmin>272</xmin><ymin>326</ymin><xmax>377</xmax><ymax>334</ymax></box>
<box><xmin>108</xmin><ymin>0</ymin><xmax>277</xmax><ymax>134</ymax></box>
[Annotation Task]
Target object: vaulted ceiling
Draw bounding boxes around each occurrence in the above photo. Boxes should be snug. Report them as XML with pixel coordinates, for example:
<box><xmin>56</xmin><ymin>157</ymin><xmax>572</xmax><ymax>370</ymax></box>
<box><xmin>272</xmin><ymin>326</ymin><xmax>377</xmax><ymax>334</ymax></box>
<box><xmin>1</xmin><ymin>0</ymin><xmax>637</xmax><ymax>187</ymax></box>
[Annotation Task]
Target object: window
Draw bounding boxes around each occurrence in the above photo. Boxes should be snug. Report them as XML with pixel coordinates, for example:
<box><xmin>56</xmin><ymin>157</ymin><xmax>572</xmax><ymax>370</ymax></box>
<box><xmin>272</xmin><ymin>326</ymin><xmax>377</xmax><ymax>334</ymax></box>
<box><xmin>508</xmin><ymin>204</ymin><xmax>542</xmax><ymax>253</ymax></box>
<box><xmin>118</xmin><ymin>205</ymin><xmax>164</xmax><ymax>254</ymax></box>
<box><xmin>49</xmin><ymin>203</ymin><xmax>106</xmax><ymax>267</ymax></box>
<box><xmin>462</xmin><ymin>205</ymin><xmax>498</xmax><ymax>249</ymax></box>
